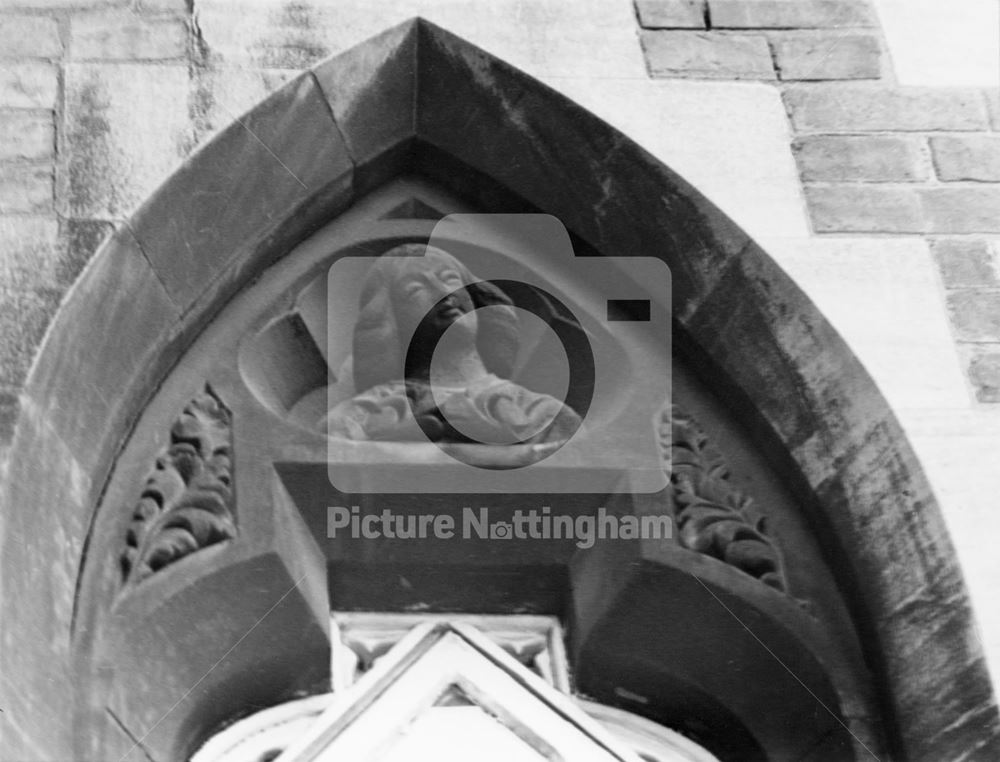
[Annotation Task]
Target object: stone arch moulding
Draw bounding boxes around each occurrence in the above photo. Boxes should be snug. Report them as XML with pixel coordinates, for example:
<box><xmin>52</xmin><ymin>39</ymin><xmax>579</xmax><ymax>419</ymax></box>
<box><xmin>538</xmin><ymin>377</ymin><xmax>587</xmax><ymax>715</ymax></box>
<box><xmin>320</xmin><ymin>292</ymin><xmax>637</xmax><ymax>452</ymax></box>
<box><xmin>1</xmin><ymin>16</ymin><xmax>997</xmax><ymax>762</ymax></box>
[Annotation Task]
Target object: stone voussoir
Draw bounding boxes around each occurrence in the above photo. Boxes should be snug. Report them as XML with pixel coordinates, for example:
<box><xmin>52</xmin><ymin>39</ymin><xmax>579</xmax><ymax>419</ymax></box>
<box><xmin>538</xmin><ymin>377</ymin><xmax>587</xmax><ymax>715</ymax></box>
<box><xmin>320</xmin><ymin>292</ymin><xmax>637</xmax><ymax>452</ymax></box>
<box><xmin>0</xmin><ymin>289</ymin><xmax>61</xmax><ymax>388</ymax></box>
<box><xmin>20</xmin><ymin>224</ymin><xmax>182</xmax><ymax>478</ymax></box>
<box><xmin>128</xmin><ymin>71</ymin><xmax>354</xmax><ymax>309</ymax></box>
<box><xmin>312</xmin><ymin>21</ymin><xmax>417</xmax><ymax>193</ymax></box>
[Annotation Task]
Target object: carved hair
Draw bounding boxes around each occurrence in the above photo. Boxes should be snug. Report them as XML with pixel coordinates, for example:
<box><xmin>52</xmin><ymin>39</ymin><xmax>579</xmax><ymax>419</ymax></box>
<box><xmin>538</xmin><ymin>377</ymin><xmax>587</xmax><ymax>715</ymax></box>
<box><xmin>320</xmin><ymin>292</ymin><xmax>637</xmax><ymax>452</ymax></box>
<box><xmin>352</xmin><ymin>244</ymin><xmax>519</xmax><ymax>393</ymax></box>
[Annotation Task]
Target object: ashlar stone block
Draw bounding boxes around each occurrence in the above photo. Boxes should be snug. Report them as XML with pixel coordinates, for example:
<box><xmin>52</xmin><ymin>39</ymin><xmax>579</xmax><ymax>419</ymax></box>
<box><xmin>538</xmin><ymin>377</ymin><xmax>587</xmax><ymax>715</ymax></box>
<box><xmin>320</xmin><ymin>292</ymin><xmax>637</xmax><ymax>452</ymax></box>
<box><xmin>641</xmin><ymin>30</ymin><xmax>775</xmax><ymax>79</ymax></box>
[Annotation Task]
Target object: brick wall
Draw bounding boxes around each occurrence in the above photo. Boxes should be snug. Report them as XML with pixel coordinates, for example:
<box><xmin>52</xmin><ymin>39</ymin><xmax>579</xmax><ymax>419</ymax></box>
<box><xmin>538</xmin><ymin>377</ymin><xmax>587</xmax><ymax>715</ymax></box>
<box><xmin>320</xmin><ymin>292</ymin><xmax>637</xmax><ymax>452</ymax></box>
<box><xmin>639</xmin><ymin>0</ymin><xmax>1000</xmax><ymax>403</ymax></box>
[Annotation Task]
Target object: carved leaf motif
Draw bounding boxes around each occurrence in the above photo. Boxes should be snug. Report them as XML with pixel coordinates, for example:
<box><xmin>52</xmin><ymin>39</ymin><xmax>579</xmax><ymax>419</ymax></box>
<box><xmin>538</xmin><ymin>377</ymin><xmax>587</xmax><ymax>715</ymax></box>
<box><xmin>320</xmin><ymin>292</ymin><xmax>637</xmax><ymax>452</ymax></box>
<box><xmin>661</xmin><ymin>405</ymin><xmax>788</xmax><ymax>592</ymax></box>
<box><xmin>121</xmin><ymin>387</ymin><xmax>236</xmax><ymax>584</ymax></box>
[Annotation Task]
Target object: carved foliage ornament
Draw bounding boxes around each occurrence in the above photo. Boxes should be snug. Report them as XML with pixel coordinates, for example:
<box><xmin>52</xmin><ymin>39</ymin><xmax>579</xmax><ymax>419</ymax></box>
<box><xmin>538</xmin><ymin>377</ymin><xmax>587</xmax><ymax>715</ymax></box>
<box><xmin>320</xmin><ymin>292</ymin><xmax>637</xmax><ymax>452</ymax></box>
<box><xmin>121</xmin><ymin>387</ymin><xmax>236</xmax><ymax>584</ymax></box>
<box><xmin>662</xmin><ymin>405</ymin><xmax>788</xmax><ymax>592</ymax></box>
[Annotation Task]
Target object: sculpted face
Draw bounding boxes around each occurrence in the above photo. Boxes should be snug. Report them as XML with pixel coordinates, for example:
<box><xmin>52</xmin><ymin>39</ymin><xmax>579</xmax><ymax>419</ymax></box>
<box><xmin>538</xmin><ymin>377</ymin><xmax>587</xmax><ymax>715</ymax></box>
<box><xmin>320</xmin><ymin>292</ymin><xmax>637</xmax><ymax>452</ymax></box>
<box><xmin>391</xmin><ymin>254</ymin><xmax>478</xmax><ymax>341</ymax></box>
<box><xmin>325</xmin><ymin>244</ymin><xmax>582</xmax><ymax>447</ymax></box>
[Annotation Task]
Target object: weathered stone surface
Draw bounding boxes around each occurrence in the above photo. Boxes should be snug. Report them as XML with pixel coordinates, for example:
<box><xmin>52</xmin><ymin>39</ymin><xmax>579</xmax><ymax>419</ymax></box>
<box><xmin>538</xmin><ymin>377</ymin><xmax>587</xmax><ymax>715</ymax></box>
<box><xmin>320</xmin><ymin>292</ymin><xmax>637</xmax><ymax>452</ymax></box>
<box><xmin>682</xmin><ymin>246</ymin><xmax>892</xmax><ymax>469</ymax></box>
<box><xmin>922</xmin><ymin>188</ymin><xmax>1000</xmax><ymax>234</ymax></box>
<box><xmin>0</xmin><ymin>15</ymin><xmax>62</xmax><ymax>58</ymax></box>
<box><xmin>69</xmin><ymin>12</ymin><xmax>188</xmax><ymax>60</ymax></box>
<box><xmin>785</xmin><ymin>85</ymin><xmax>990</xmax><ymax>132</ymax></box>
<box><xmin>636</xmin><ymin>0</ymin><xmax>706</xmax><ymax>29</ymax></box>
<box><xmin>947</xmin><ymin>291</ymin><xmax>1000</xmax><ymax>342</ymax></box>
<box><xmin>129</xmin><ymin>71</ymin><xmax>352</xmax><ymax>308</ymax></box>
<box><xmin>21</xmin><ymin>225</ymin><xmax>181</xmax><ymax>477</ymax></box>
<box><xmin>797</xmin><ymin>414</ymin><xmax>1000</xmax><ymax>760</ymax></box>
<box><xmin>931</xmin><ymin>135</ymin><xmax>1000</xmax><ymax>182</ymax></box>
<box><xmin>683</xmin><ymin>275</ymin><xmax>980</xmax><ymax>762</ymax></box>
<box><xmin>0</xmin><ymin>163</ymin><xmax>52</xmax><ymax>213</ymax></box>
<box><xmin>0</xmin><ymin>388</ymin><xmax>17</xmax><ymax>445</ymax></box>
<box><xmin>0</xmin><ymin>62</ymin><xmax>58</xmax><ymax>109</ymax></box>
<box><xmin>792</xmin><ymin>135</ymin><xmax>927</xmax><ymax>182</ymax></box>
<box><xmin>0</xmin><ymin>214</ymin><xmax>110</xmax><ymax>314</ymax></box>
<box><xmin>710</xmin><ymin>0</ymin><xmax>875</xmax><ymax>28</ymax></box>
<box><xmin>965</xmin><ymin>346</ymin><xmax>1000</xmax><ymax>402</ymax></box>
<box><xmin>0</xmin><ymin>289</ymin><xmax>60</xmax><ymax>387</ymax></box>
<box><xmin>986</xmin><ymin>89</ymin><xmax>1000</xmax><ymax>131</ymax></box>
<box><xmin>137</xmin><ymin>0</ymin><xmax>188</xmax><ymax>10</ymax></box>
<box><xmin>313</xmin><ymin>21</ymin><xmax>416</xmax><ymax>191</ymax></box>
<box><xmin>196</xmin><ymin>0</ymin><xmax>336</xmax><ymax>69</ymax></box>
<box><xmin>879</xmin><ymin>589</ymin><xmax>1000</xmax><ymax>759</ymax></box>
<box><xmin>188</xmin><ymin>66</ymin><xmax>298</xmax><ymax>145</ymax></box>
<box><xmin>932</xmin><ymin>239</ymin><xmax>1000</xmax><ymax>288</ymax></box>
<box><xmin>416</xmin><ymin>21</ymin><xmax>749</xmax><ymax>317</ymax></box>
<box><xmin>103</xmin><ymin>551</ymin><xmax>330</xmax><ymax>762</ymax></box>
<box><xmin>0</xmin><ymin>13</ymin><xmax>992</xmax><ymax>759</ymax></box>
<box><xmin>641</xmin><ymin>30</ymin><xmax>775</xmax><ymax>79</ymax></box>
<box><xmin>60</xmin><ymin>217</ymin><xmax>112</xmax><ymax>284</ymax></box>
<box><xmin>551</xmin><ymin>76</ymin><xmax>810</xmax><ymax>242</ymax></box>
<box><xmin>805</xmin><ymin>185</ymin><xmax>922</xmax><ymax>233</ymax></box>
<box><xmin>0</xmin><ymin>110</ymin><xmax>54</xmax><ymax>161</ymax></box>
<box><xmin>0</xmin><ymin>0</ymin><xmax>115</xmax><ymax>7</ymax></box>
<box><xmin>57</xmin><ymin>63</ymin><xmax>190</xmax><ymax>218</ymax></box>
<box><xmin>576</xmin><ymin>555</ymin><xmax>856</xmax><ymax>760</ymax></box>
<box><xmin>196</xmin><ymin>0</ymin><xmax>646</xmax><ymax>80</ymax></box>
<box><xmin>772</xmin><ymin>33</ymin><xmax>882</xmax><ymax>80</ymax></box>
<box><xmin>0</xmin><ymin>215</ymin><xmax>60</xmax><ymax>291</ymax></box>
<box><xmin>0</xmin><ymin>395</ymin><xmax>87</xmax><ymax>761</ymax></box>
<box><xmin>772</xmin><ymin>236</ymin><xmax>969</xmax><ymax>410</ymax></box>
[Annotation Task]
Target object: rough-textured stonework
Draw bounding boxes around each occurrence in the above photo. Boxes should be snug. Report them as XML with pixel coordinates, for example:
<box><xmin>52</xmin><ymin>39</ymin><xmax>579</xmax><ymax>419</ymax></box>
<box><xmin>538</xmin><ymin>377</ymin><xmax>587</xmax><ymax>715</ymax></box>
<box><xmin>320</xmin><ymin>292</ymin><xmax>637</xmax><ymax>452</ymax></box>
<box><xmin>0</xmin><ymin>6</ymin><xmax>997</xmax><ymax>759</ymax></box>
<box><xmin>641</xmin><ymin>30</ymin><xmax>776</xmax><ymax>80</ymax></box>
<box><xmin>635</xmin><ymin>0</ymin><xmax>706</xmax><ymax>29</ymax></box>
<box><xmin>0</xmin><ymin>2</ymin><xmax>201</xmax><ymax>472</ymax></box>
<box><xmin>636</xmin><ymin>0</ymin><xmax>1000</xmax><ymax>404</ymax></box>
<box><xmin>0</xmin><ymin>0</ymin><xmax>990</xmax><ymax>478</ymax></box>
<box><xmin>792</xmin><ymin>135</ymin><xmax>929</xmax><ymax>182</ymax></box>
<box><xmin>710</xmin><ymin>0</ymin><xmax>875</xmax><ymax>29</ymax></box>
<box><xmin>639</xmin><ymin>2</ymin><xmax>884</xmax><ymax>81</ymax></box>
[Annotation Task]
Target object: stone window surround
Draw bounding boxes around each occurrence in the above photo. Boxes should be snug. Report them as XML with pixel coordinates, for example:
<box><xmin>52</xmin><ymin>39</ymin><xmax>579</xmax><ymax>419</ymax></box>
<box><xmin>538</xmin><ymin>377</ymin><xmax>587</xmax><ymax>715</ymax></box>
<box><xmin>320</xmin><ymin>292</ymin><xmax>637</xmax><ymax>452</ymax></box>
<box><xmin>1</xmin><ymin>17</ymin><xmax>996</xmax><ymax>761</ymax></box>
<box><xmin>190</xmin><ymin>614</ymin><xmax>721</xmax><ymax>762</ymax></box>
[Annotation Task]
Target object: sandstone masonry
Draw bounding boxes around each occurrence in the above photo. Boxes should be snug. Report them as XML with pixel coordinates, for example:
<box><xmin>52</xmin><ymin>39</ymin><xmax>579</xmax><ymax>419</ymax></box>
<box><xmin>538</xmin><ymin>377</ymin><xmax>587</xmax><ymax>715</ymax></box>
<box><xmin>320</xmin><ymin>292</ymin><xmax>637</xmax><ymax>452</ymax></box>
<box><xmin>637</xmin><ymin>0</ymin><xmax>1000</xmax><ymax>403</ymax></box>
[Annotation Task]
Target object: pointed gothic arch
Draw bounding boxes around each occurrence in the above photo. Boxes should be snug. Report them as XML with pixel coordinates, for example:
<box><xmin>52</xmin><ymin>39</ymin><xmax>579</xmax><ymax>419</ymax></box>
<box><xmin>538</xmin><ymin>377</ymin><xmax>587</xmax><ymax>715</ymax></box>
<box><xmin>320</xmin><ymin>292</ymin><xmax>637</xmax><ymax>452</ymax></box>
<box><xmin>2</xmin><ymin>17</ymin><xmax>997</xmax><ymax>762</ymax></box>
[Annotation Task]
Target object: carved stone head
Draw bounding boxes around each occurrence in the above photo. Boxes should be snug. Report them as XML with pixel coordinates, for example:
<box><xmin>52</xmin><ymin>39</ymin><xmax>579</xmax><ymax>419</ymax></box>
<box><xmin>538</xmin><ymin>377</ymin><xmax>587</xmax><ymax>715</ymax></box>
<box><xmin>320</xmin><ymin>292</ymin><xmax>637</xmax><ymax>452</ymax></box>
<box><xmin>352</xmin><ymin>244</ymin><xmax>520</xmax><ymax>393</ymax></box>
